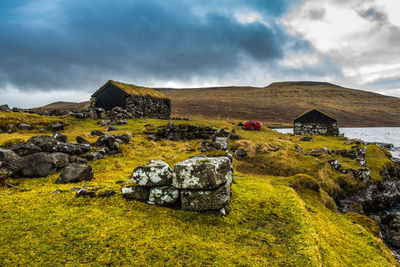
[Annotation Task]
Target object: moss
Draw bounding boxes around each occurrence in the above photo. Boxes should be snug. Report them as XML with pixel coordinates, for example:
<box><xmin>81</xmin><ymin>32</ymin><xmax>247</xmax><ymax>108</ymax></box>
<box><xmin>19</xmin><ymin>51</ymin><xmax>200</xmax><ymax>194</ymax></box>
<box><xmin>94</xmin><ymin>80</ymin><xmax>167</xmax><ymax>99</ymax></box>
<box><xmin>366</xmin><ymin>145</ymin><xmax>394</xmax><ymax>183</ymax></box>
<box><xmin>290</xmin><ymin>174</ymin><xmax>320</xmax><ymax>192</ymax></box>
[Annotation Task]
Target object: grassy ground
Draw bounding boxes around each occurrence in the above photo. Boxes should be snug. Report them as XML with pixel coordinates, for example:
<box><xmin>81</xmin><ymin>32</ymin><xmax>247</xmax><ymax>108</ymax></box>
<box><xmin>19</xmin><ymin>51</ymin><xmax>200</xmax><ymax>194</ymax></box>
<box><xmin>0</xmin><ymin>112</ymin><xmax>398</xmax><ymax>266</ymax></box>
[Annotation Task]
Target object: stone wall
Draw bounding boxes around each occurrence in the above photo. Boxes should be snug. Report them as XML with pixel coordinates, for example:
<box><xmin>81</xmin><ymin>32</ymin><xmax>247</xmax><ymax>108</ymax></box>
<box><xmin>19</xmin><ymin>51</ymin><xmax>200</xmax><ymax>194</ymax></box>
<box><xmin>125</xmin><ymin>95</ymin><xmax>170</xmax><ymax>119</ymax></box>
<box><xmin>122</xmin><ymin>155</ymin><xmax>233</xmax><ymax>216</ymax></box>
<box><xmin>294</xmin><ymin>122</ymin><xmax>339</xmax><ymax>136</ymax></box>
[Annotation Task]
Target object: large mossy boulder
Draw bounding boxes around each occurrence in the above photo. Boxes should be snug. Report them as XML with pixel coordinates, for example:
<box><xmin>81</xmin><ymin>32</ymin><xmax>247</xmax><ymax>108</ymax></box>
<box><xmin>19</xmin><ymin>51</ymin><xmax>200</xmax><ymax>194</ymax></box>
<box><xmin>173</xmin><ymin>156</ymin><xmax>233</xmax><ymax>189</ymax></box>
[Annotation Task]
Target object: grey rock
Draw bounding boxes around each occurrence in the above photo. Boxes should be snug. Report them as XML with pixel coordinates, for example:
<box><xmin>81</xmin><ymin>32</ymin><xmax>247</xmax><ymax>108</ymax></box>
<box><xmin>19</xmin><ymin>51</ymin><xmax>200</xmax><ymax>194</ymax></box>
<box><xmin>300</xmin><ymin>136</ymin><xmax>313</xmax><ymax>141</ymax></box>
<box><xmin>91</xmin><ymin>130</ymin><xmax>105</xmax><ymax>136</ymax></box>
<box><xmin>52</xmin><ymin>133</ymin><xmax>68</xmax><ymax>143</ymax></box>
<box><xmin>56</xmin><ymin>142</ymin><xmax>91</xmax><ymax>155</ymax></box>
<box><xmin>49</xmin><ymin>152</ymin><xmax>69</xmax><ymax>169</ymax></box>
<box><xmin>234</xmin><ymin>149</ymin><xmax>247</xmax><ymax>158</ymax></box>
<box><xmin>181</xmin><ymin>182</ymin><xmax>231</xmax><ymax>211</ymax></box>
<box><xmin>116</xmin><ymin>120</ymin><xmax>128</xmax><ymax>125</ymax></box>
<box><xmin>27</xmin><ymin>135</ymin><xmax>58</xmax><ymax>152</ymax></box>
<box><xmin>76</xmin><ymin>136</ymin><xmax>91</xmax><ymax>145</ymax></box>
<box><xmin>55</xmin><ymin>163</ymin><xmax>93</xmax><ymax>184</ymax></box>
<box><xmin>69</xmin><ymin>156</ymin><xmax>89</xmax><ymax>164</ymax></box>
<box><xmin>115</xmin><ymin>134</ymin><xmax>131</xmax><ymax>144</ymax></box>
<box><xmin>108</xmin><ymin>126</ymin><xmax>118</xmax><ymax>131</ymax></box>
<box><xmin>0</xmin><ymin>149</ymin><xmax>20</xmax><ymax>163</ymax></box>
<box><xmin>17</xmin><ymin>123</ymin><xmax>33</xmax><ymax>130</ymax></box>
<box><xmin>121</xmin><ymin>186</ymin><xmax>150</xmax><ymax>201</ymax></box>
<box><xmin>214</xmin><ymin>137</ymin><xmax>228</xmax><ymax>150</ymax></box>
<box><xmin>131</xmin><ymin>160</ymin><xmax>173</xmax><ymax>187</ymax></box>
<box><xmin>49</xmin><ymin>122</ymin><xmax>64</xmax><ymax>131</ymax></box>
<box><xmin>148</xmin><ymin>186</ymin><xmax>179</xmax><ymax>206</ymax></box>
<box><xmin>75</xmin><ymin>188</ymin><xmax>96</xmax><ymax>197</ymax></box>
<box><xmin>16</xmin><ymin>152</ymin><xmax>56</xmax><ymax>177</ymax></box>
<box><xmin>173</xmin><ymin>156</ymin><xmax>233</xmax><ymax>190</ymax></box>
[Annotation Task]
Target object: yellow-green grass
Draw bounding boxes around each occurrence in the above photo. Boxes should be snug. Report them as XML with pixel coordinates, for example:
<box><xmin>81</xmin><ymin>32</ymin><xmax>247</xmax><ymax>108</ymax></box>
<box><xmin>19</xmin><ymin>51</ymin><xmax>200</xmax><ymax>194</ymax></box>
<box><xmin>0</xmin><ymin>113</ymin><xmax>398</xmax><ymax>266</ymax></box>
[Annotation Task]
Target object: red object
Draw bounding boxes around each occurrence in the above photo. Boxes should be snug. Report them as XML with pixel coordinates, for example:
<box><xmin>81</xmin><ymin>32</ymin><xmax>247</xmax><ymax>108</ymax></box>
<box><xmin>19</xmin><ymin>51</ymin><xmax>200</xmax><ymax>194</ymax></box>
<box><xmin>243</xmin><ymin>120</ymin><xmax>262</xmax><ymax>131</ymax></box>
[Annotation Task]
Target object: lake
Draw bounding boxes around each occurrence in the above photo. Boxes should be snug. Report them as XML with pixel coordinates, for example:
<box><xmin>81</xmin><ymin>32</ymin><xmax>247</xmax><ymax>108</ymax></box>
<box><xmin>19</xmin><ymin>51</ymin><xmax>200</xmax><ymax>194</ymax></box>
<box><xmin>274</xmin><ymin>127</ymin><xmax>400</xmax><ymax>159</ymax></box>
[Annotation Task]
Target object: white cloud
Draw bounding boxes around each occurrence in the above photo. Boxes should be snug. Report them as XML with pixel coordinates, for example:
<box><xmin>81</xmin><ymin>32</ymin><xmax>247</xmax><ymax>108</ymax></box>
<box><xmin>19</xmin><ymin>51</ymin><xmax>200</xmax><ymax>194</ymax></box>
<box><xmin>280</xmin><ymin>0</ymin><xmax>400</xmax><ymax>96</ymax></box>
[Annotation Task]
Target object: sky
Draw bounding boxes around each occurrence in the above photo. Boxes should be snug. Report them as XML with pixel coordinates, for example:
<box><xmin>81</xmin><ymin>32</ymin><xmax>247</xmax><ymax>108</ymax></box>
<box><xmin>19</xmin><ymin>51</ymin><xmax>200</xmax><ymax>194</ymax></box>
<box><xmin>1</xmin><ymin>0</ymin><xmax>400</xmax><ymax>108</ymax></box>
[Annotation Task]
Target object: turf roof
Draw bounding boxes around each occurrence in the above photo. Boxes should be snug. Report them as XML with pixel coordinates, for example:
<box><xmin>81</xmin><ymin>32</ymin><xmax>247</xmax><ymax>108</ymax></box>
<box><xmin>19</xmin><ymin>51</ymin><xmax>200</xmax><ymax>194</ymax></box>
<box><xmin>93</xmin><ymin>80</ymin><xmax>167</xmax><ymax>99</ymax></box>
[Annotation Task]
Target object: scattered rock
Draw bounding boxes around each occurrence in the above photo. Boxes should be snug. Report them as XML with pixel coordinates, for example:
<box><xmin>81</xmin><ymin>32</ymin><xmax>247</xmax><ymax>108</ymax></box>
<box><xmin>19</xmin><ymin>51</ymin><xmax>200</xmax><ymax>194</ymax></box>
<box><xmin>49</xmin><ymin>122</ymin><xmax>64</xmax><ymax>131</ymax></box>
<box><xmin>53</xmin><ymin>133</ymin><xmax>68</xmax><ymax>143</ymax></box>
<box><xmin>116</xmin><ymin>120</ymin><xmax>128</xmax><ymax>125</ymax></box>
<box><xmin>76</xmin><ymin>188</ymin><xmax>96</xmax><ymax>197</ymax></box>
<box><xmin>55</xmin><ymin>163</ymin><xmax>93</xmax><ymax>184</ymax></box>
<box><xmin>16</xmin><ymin>152</ymin><xmax>56</xmax><ymax>177</ymax></box>
<box><xmin>49</xmin><ymin>152</ymin><xmax>69</xmax><ymax>169</ymax></box>
<box><xmin>17</xmin><ymin>123</ymin><xmax>33</xmax><ymax>130</ymax></box>
<box><xmin>76</xmin><ymin>136</ymin><xmax>90</xmax><ymax>145</ymax></box>
<box><xmin>91</xmin><ymin>130</ymin><xmax>105</xmax><ymax>136</ymax></box>
<box><xmin>108</xmin><ymin>126</ymin><xmax>118</xmax><ymax>131</ymax></box>
<box><xmin>56</xmin><ymin>142</ymin><xmax>91</xmax><ymax>155</ymax></box>
<box><xmin>300</xmin><ymin>136</ymin><xmax>313</xmax><ymax>141</ymax></box>
<box><xmin>0</xmin><ymin>149</ymin><xmax>20</xmax><ymax>162</ymax></box>
<box><xmin>27</xmin><ymin>135</ymin><xmax>58</xmax><ymax>153</ymax></box>
<box><xmin>234</xmin><ymin>149</ymin><xmax>247</xmax><ymax>158</ymax></box>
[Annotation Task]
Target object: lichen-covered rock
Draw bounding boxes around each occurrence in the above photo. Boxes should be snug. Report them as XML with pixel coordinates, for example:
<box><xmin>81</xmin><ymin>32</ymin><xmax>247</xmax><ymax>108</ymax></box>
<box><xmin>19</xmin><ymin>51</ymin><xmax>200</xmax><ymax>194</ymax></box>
<box><xmin>121</xmin><ymin>186</ymin><xmax>150</xmax><ymax>202</ymax></box>
<box><xmin>0</xmin><ymin>104</ymin><xmax>10</xmax><ymax>112</ymax></box>
<box><xmin>148</xmin><ymin>186</ymin><xmax>179</xmax><ymax>206</ymax></box>
<box><xmin>234</xmin><ymin>148</ymin><xmax>247</xmax><ymax>158</ymax></box>
<box><xmin>131</xmin><ymin>160</ymin><xmax>173</xmax><ymax>186</ymax></box>
<box><xmin>55</xmin><ymin>163</ymin><xmax>93</xmax><ymax>184</ymax></box>
<box><xmin>6</xmin><ymin>142</ymin><xmax>42</xmax><ymax>157</ymax></box>
<box><xmin>181</xmin><ymin>182</ymin><xmax>231</xmax><ymax>211</ymax></box>
<box><xmin>173</xmin><ymin>156</ymin><xmax>233</xmax><ymax>190</ymax></box>
<box><xmin>16</xmin><ymin>152</ymin><xmax>56</xmax><ymax>177</ymax></box>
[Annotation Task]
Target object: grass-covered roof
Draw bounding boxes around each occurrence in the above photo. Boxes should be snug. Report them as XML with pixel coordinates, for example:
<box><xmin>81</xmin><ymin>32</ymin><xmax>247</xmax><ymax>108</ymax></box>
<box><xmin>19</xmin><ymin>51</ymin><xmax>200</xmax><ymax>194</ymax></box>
<box><xmin>93</xmin><ymin>80</ymin><xmax>167</xmax><ymax>99</ymax></box>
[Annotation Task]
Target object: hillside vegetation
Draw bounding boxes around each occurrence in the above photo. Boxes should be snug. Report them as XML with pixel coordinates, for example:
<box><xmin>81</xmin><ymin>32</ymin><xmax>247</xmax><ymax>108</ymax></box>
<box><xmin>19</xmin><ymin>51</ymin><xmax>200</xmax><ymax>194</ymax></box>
<box><xmin>0</xmin><ymin>111</ymin><xmax>398</xmax><ymax>266</ymax></box>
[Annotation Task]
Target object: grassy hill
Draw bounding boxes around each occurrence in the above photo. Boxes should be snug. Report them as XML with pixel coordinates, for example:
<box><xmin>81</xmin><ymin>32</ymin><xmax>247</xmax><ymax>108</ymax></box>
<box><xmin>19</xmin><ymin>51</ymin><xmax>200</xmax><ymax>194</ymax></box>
<box><xmin>0</xmin><ymin>111</ymin><xmax>397</xmax><ymax>265</ymax></box>
<box><xmin>159</xmin><ymin>81</ymin><xmax>400</xmax><ymax>127</ymax></box>
<box><xmin>35</xmin><ymin>81</ymin><xmax>400</xmax><ymax>127</ymax></box>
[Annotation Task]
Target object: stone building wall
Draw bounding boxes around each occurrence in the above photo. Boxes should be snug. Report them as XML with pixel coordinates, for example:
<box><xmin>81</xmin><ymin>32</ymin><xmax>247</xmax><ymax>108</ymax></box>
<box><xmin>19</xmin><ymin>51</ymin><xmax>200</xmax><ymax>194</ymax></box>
<box><xmin>294</xmin><ymin>122</ymin><xmax>339</xmax><ymax>136</ymax></box>
<box><xmin>125</xmin><ymin>95</ymin><xmax>170</xmax><ymax>119</ymax></box>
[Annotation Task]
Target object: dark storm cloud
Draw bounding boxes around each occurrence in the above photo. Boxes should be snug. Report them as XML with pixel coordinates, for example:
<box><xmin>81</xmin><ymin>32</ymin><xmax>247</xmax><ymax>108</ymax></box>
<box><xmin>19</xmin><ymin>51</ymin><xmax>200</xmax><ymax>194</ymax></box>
<box><xmin>0</xmin><ymin>0</ymin><xmax>309</xmax><ymax>92</ymax></box>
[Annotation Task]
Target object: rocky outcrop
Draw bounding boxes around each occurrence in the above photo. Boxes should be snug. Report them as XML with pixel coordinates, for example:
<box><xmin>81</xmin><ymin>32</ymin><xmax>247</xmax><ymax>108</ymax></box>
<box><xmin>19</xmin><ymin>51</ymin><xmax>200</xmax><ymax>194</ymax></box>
<box><xmin>122</xmin><ymin>155</ymin><xmax>234</xmax><ymax>216</ymax></box>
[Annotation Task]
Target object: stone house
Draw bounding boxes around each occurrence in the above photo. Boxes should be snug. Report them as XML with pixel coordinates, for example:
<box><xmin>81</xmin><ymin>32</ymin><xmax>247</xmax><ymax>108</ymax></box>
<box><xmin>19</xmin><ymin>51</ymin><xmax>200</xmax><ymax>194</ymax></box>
<box><xmin>91</xmin><ymin>80</ymin><xmax>171</xmax><ymax>119</ymax></box>
<box><xmin>293</xmin><ymin>109</ymin><xmax>339</xmax><ymax>136</ymax></box>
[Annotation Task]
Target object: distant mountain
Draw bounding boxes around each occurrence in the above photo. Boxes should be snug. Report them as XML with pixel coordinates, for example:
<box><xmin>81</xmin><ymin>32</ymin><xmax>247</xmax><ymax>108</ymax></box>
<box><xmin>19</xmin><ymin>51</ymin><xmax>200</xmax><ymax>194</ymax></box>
<box><xmin>33</xmin><ymin>101</ymin><xmax>90</xmax><ymax>112</ymax></box>
<box><xmin>158</xmin><ymin>81</ymin><xmax>400</xmax><ymax>127</ymax></box>
<box><xmin>35</xmin><ymin>82</ymin><xmax>400</xmax><ymax>127</ymax></box>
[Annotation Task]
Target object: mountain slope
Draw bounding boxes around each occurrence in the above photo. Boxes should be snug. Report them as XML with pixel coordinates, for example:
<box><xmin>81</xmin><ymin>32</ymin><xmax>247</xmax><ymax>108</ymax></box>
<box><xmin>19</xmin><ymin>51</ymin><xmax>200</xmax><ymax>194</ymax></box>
<box><xmin>158</xmin><ymin>81</ymin><xmax>400</xmax><ymax>127</ymax></box>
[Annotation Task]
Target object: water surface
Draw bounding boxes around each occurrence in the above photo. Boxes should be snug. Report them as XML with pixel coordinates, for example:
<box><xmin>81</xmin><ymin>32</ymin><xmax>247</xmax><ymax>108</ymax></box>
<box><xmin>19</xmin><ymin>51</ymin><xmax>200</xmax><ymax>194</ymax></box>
<box><xmin>274</xmin><ymin>127</ymin><xmax>400</xmax><ymax>159</ymax></box>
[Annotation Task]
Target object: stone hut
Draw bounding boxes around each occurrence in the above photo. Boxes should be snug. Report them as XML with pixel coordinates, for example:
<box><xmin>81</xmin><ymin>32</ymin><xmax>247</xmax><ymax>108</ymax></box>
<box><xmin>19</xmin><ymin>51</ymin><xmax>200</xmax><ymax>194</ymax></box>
<box><xmin>90</xmin><ymin>80</ymin><xmax>171</xmax><ymax>119</ymax></box>
<box><xmin>293</xmin><ymin>109</ymin><xmax>339</xmax><ymax>136</ymax></box>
